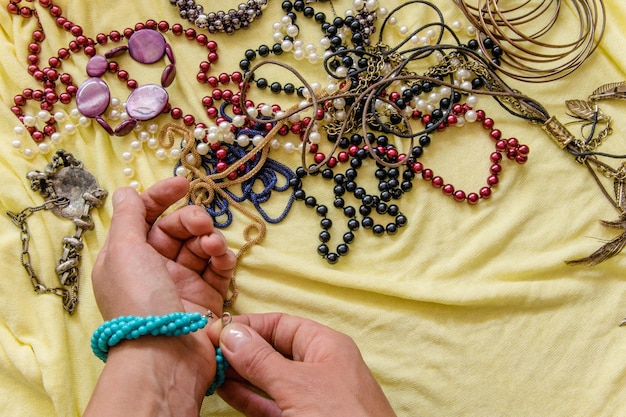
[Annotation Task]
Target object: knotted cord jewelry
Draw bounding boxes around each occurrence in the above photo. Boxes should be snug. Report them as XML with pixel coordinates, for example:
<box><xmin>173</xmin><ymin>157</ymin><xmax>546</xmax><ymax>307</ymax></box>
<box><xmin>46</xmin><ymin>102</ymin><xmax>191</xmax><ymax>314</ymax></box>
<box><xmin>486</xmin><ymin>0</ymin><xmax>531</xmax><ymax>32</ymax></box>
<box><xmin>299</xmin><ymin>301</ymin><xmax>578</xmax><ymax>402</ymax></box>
<box><xmin>6</xmin><ymin>150</ymin><xmax>107</xmax><ymax>314</ymax></box>
<box><xmin>453</xmin><ymin>0</ymin><xmax>606</xmax><ymax>82</ymax></box>
<box><xmin>91</xmin><ymin>310</ymin><xmax>231</xmax><ymax>395</ymax></box>
<box><xmin>170</xmin><ymin>0</ymin><xmax>268</xmax><ymax>34</ymax></box>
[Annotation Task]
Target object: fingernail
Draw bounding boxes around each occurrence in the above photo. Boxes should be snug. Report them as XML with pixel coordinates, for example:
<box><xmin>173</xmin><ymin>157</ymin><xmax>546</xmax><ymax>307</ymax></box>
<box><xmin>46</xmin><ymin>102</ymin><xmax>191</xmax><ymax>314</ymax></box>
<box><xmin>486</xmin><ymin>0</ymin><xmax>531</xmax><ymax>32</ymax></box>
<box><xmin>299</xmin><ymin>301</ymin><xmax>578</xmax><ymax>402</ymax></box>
<box><xmin>221</xmin><ymin>323</ymin><xmax>251</xmax><ymax>353</ymax></box>
<box><xmin>112</xmin><ymin>188</ymin><xmax>129</xmax><ymax>207</ymax></box>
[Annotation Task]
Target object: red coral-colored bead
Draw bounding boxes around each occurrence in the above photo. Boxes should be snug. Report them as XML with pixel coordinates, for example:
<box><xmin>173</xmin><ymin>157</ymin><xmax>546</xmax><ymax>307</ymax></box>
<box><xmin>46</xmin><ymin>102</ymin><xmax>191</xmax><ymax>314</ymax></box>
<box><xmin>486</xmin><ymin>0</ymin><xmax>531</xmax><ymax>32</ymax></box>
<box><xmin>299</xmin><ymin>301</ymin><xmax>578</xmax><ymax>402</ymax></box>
<box><xmin>454</xmin><ymin>190</ymin><xmax>466</xmax><ymax>201</ymax></box>
<box><xmin>517</xmin><ymin>144</ymin><xmax>530</xmax><ymax>155</ymax></box>
<box><xmin>442</xmin><ymin>183</ymin><xmax>454</xmax><ymax>194</ymax></box>
<box><xmin>490</xmin><ymin>163</ymin><xmax>502</xmax><ymax>175</ymax></box>
<box><xmin>479</xmin><ymin>187</ymin><xmax>492</xmax><ymax>198</ymax></box>
<box><xmin>467</xmin><ymin>193</ymin><xmax>480</xmax><ymax>204</ymax></box>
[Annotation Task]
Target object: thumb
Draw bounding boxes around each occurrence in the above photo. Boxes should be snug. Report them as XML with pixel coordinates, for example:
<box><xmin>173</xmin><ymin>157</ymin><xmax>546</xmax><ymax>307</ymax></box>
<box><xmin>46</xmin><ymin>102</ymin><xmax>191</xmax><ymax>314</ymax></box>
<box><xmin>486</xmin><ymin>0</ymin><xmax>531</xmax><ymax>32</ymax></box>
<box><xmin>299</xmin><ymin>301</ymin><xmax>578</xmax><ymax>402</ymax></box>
<box><xmin>219</xmin><ymin>322</ymin><xmax>294</xmax><ymax>395</ymax></box>
<box><xmin>108</xmin><ymin>187</ymin><xmax>149</xmax><ymax>243</ymax></box>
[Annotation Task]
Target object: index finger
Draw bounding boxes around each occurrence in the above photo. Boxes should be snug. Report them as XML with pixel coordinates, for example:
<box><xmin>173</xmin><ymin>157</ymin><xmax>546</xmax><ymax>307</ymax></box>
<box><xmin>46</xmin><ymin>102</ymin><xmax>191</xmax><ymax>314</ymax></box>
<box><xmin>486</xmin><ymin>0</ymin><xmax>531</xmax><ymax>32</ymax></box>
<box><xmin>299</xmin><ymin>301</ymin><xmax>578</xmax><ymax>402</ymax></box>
<box><xmin>231</xmin><ymin>313</ymin><xmax>356</xmax><ymax>362</ymax></box>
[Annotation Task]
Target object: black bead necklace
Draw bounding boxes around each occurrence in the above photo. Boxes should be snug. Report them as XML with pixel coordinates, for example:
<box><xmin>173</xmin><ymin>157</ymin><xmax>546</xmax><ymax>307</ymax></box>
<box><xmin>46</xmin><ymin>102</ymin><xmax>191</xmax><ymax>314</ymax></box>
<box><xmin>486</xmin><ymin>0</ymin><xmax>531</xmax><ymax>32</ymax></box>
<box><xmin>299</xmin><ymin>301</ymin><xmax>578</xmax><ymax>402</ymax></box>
<box><xmin>291</xmin><ymin>133</ymin><xmax>411</xmax><ymax>264</ymax></box>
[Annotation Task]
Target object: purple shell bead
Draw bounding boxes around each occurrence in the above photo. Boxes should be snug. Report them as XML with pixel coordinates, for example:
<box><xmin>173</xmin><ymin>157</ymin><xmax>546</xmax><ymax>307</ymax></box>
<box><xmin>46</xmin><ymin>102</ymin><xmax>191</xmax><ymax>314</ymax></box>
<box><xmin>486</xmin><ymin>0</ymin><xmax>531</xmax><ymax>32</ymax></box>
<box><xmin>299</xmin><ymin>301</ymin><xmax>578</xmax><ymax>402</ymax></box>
<box><xmin>86</xmin><ymin>55</ymin><xmax>108</xmax><ymax>77</ymax></box>
<box><xmin>76</xmin><ymin>78</ymin><xmax>110</xmax><ymax>118</ymax></box>
<box><xmin>161</xmin><ymin>64</ymin><xmax>176</xmax><ymax>88</ymax></box>
<box><xmin>114</xmin><ymin>119</ymin><xmax>138</xmax><ymax>136</ymax></box>
<box><xmin>125</xmin><ymin>84</ymin><xmax>169</xmax><ymax>121</ymax></box>
<box><xmin>128</xmin><ymin>29</ymin><xmax>166</xmax><ymax>64</ymax></box>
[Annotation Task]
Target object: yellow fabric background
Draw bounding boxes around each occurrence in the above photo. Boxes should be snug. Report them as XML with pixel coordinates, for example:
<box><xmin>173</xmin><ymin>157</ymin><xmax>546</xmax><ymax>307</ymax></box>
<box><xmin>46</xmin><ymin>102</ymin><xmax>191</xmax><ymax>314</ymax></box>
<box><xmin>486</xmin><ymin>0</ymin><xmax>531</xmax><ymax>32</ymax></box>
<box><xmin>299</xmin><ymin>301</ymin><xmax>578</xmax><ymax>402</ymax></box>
<box><xmin>0</xmin><ymin>1</ymin><xmax>624</xmax><ymax>416</ymax></box>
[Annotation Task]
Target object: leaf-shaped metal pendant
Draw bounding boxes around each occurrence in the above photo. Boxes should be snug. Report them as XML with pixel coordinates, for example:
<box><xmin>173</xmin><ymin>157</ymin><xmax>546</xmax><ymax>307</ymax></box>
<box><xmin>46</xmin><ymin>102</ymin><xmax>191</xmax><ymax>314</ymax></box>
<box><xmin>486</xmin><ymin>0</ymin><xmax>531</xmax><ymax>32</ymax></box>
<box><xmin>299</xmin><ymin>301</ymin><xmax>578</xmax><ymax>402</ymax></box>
<box><xmin>565</xmin><ymin>99</ymin><xmax>609</xmax><ymax>122</ymax></box>
<box><xmin>589</xmin><ymin>81</ymin><xmax>626</xmax><ymax>101</ymax></box>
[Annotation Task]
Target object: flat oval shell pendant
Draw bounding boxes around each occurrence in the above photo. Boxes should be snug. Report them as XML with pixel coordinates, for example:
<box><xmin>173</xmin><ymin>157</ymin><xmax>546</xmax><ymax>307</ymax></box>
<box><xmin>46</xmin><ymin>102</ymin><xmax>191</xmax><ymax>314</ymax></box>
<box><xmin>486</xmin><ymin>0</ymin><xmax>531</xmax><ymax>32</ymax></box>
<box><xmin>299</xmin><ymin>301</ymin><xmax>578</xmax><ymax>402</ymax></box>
<box><xmin>76</xmin><ymin>77</ymin><xmax>111</xmax><ymax>118</ymax></box>
<box><xmin>128</xmin><ymin>29</ymin><xmax>166</xmax><ymax>64</ymax></box>
<box><xmin>49</xmin><ymin>166</ymin><xmax>100</xmax><ymax>219</ymax></box>
<box><xmin>126</xmin><ymin>84</ymin><xmax>169</xmax><ymax>120</ymax></box>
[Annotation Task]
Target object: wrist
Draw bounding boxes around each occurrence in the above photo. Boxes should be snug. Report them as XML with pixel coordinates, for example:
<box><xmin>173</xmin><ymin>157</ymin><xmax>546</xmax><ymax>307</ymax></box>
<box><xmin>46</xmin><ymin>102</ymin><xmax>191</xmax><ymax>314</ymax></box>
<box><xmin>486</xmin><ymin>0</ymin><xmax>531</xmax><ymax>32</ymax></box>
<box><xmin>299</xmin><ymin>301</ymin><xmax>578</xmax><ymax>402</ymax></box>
<box><xmin>85</xmin><ymin>335</ymin><xmax>213</xmax><ymax>417</ymax></box>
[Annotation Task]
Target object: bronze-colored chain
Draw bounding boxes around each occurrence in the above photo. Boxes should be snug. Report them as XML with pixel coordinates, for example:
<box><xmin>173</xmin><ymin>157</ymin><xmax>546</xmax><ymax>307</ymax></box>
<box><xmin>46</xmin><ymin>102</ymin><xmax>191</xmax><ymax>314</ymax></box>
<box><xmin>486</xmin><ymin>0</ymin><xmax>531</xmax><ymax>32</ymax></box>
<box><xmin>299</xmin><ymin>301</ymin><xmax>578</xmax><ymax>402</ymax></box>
<box><xmin>6</xmin><ymin>150</ymin><xmax>107</xmax><ymax>314</ymax></box>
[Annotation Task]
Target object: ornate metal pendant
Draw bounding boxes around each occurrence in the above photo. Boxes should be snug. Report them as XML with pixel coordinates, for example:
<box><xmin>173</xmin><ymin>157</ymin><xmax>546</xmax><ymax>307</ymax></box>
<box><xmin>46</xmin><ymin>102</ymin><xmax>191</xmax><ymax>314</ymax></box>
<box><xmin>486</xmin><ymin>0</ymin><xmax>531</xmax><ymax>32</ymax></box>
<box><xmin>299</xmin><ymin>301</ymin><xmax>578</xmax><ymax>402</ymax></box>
<box><xmin>6</xmin><ymin>150</ymin><xmax>107</xmax><ymax>314</ymax></box>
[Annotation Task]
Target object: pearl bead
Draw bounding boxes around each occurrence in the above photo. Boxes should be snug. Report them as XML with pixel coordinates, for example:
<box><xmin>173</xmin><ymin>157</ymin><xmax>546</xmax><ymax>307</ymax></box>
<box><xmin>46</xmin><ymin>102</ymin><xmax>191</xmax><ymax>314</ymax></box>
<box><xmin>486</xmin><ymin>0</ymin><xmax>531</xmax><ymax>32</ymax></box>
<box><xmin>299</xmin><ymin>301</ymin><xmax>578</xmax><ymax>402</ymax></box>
<box><xmin>293</xmin><ymin>48</ymin><xmax>305</xmax><ymax>60</ymax></box>
<box><xmin>123</xmin><ymin>167</ymin><xmax>134</xmax><ymax>177</ymax></box>
<box><xmin>121</xmin><ymin>151</ymin><xmax>134</xmax><ymax>162</ymax></box>
<box><xmin>467</xmin><ymin>25</ymin><xmax>476</xmax><ymax>36</ymax></box>
<box><xmin>69</xmin><ymin>108</ymin><xmax>82</xmax><ymax>120</ymax></box>
<box><xmin>461</xmin><ymin>81</ymin><xmax>473</xmax><ymax>92</ymax></box>
<box><xmin>378</xmin><ymin>7</ymin><xmax>388</xmax><ymax>16</ymax></box>
<box><xmin>54</xmin><ymin>111</ymin><xmax>67</xmax><ymax>122</ymax></box>
<box><xmin>23</xmin><ymin>115</ymin><xmax>36</xmax><ymax>127</ymax></box>
<box><xmin>222</xmin><ymin>132</ymin><xmax>235</xmax><ymax>143</ymax></box>
<box><xmin>283</xmin><ymin>142</ymin><xmax>295</xmax><ymax>153</ymax></box>
<box><xmin>37</xmin><ymin>110</ymin><xmax>51</xmax><ymax>122</ymax></box>
<box><xmin>236</xmin><ymin>135</ymin><xmax>250</xmax><ymax>147</ymax></box>
<box><xmin>194</xmin><ymin>127</ymin><xmax>206</xmax><ymax>139</ymax></box>
<box><xmin>110</xmin><ymin>97</ymin><xmax>121</xmax><ymax>108</ymax></box>
<box><xmin>11</xmin><ymin>139</ymin><xmax>23</xmax><ymax>149</ymax></box>
<box><xmin>281</xmin><ymin>40</ymin><xmax>293</xmax><ymax>52</ymax></box>
<box><xmin>467</xmin><ymin>95</ymin><xmax>479</xmax><ymax>107</ymax></box>
<box><xmin>366</xmin><ymin>0</ymin><xmax>378</xmax><ymax>10</ymax></box>
<box><xmin>22</xmin><ymin>148</ymin><xmax>35</xmax><ymax>159</ymax></box>
<box><xmin>169</xmin><ymin>148</ymin><xmax>181</xmax><ymax>159</ymax></box>
<box><xmin>309</xmin><ymin>131</ymin><xmax>321</xmax><ymax>144</ymax></box>
<box><xmin>138</xmin><ymin>131</ymin><xmax>150</xmax><ymax>142</ymax></box>
<box><xmin>307</xmin><ymin>53</ymin><xmax>320</xmax><ymax>64</ymax></box>
<box><xmin>155</xmin><ymin>148</ymin><xmax>167</xmax><ymax>160</ymax></box>
<box><xmin>63</xmin><ymin>123</ymin><xmax>77</xmax><ymax>134</ymax></box>
<box><xmin>38</xmin><ymin>142</ymin><xmax>51</xmax><ymax>154</ymax></box>
<box><xmin>14</xmin><ymin>125</ymin><xmax>26</xmax><ymax>136</ymax></box>
<box><xmin>185</xmin><ymin>153</ymin><xmax>197</xmax><ymax>165</ymax></box>
<box><xmin>129</xmin><ymin>180</ymin><xmax>140</xmax><ymax>190</ymax></box>
<box><xmin>287</xmin><ymin>25</ymin><xmax>299</xmax><ymax>37</ymax></box>
<box><xmin>175</xmin><ymin>166</ymin><xmax>189</xmax><ymax>177</ymax></box>
<box><xmin>50</xmin><ymin>132</ymin><xmax>63</xmax><ymax>144</ymax></box>
<box><xmin>465</xmin><ymin>110</ymin><xmax>478</xmax><ymax>122</ymax></box>
<box><xmin>109</xmin><ymin>109</ymin><xmax>121</xmax><ymax>120</ymax></box>
<box><xmin>451</xmin><ymin>20</ymin><xmax>463</xmax><ymax>32</ymax></box>
<box><xmin>130</xmin><ymin>140</ymin><xmax>142</xmax><ymax>151</ymax></box>
<box><xmin>78</xmin><ymin>116</ymin><xmax>91</xmax><ymax>127</ymax></box>
<box><xmin>271</xmin><ymin>139</ymin><xmax>280</xmax><ymax>149</ymax></box>
<box><xmin>333</xmin><ymin>98</ymin><xmax>346</xmax><ymax>109</ymax></box>
<box><xmin>260</xmin><ymin>105</ymin><xmax>273</xmax><ymax>117</ymax></box>
<box><xmin>353</xmin><ymin>0</ymin><xmax>365</xmax><ymax>11</ymax></box>
<box><xmin>232</xmin><ymin>115</ymin><xmax>246</xmax><ymax>127</ymax></box>
<box><xmin>335</xmin><ymin>66</ymin><xmax>348</xmax><ymax>78</ymax></box>
<box><xmin>147</xmin><ymin>137</ymin><xmax>159</xmax><ymax>149</ymax></box>
<box><xmin>196</xmin><ymin>142</ymin><xmax>210</xmax><ymax>155</ymax></box>
<box><xmin>252</xmin><ymin>134</ymin><xmax>265</xmax><ymax>146</ymax></box>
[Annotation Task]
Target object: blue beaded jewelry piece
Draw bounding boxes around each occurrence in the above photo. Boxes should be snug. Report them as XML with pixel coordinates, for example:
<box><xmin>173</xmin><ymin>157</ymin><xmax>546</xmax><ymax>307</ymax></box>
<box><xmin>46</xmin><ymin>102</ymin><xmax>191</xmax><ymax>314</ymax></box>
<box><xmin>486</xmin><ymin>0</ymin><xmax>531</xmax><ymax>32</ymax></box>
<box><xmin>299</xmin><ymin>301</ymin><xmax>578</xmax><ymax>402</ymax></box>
<box><xmin>91</xmin><ymin>311</ymin><xmax>229</xmax><ymax>396</ymax></box>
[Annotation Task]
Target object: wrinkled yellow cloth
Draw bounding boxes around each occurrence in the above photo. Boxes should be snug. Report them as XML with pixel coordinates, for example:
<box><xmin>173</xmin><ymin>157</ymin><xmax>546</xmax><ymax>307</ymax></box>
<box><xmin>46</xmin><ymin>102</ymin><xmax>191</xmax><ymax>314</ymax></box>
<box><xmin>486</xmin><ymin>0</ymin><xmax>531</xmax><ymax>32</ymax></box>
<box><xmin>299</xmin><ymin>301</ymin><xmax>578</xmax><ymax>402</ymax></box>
<box><xmin>0</xmin><ymin>1</ymin><xmax>624</xmax><ymax>416</ymax></box>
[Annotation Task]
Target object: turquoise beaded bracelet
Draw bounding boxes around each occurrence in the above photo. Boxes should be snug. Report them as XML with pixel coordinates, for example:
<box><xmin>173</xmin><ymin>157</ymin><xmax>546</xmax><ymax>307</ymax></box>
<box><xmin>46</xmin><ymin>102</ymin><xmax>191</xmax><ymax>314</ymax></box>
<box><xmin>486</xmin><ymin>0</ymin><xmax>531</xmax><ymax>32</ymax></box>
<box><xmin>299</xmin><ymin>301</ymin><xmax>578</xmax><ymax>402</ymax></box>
<box><xmin>91</xmin><ymin>311</ymin><xmax>229</xmax><ymax>396</ymax></box>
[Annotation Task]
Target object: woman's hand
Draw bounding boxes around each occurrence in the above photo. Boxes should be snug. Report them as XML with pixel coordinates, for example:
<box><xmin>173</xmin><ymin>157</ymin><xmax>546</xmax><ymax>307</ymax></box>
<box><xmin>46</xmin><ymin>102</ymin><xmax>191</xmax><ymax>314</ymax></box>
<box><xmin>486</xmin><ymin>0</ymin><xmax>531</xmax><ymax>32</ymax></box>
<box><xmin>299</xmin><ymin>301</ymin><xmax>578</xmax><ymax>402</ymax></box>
<box><xmin>217</xmin><ymin>313</ymin><xmax>397</xmax><ymax>417</ymax></box>
<box><xmin>85</xmin><ymin>177</ymin><xmax>236</xmax><ymax>417</ymax></box>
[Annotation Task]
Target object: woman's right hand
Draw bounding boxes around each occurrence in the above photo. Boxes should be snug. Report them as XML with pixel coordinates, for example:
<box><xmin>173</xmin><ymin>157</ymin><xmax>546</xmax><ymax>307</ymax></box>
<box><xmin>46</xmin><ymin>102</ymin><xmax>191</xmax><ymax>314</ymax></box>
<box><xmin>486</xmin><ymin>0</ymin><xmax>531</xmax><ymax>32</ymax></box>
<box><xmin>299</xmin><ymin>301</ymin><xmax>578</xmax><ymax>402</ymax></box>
<box><xmin>216</xmin><ymin>313</ymin><xmax>397</xmax><ymax>417</ymax></box>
